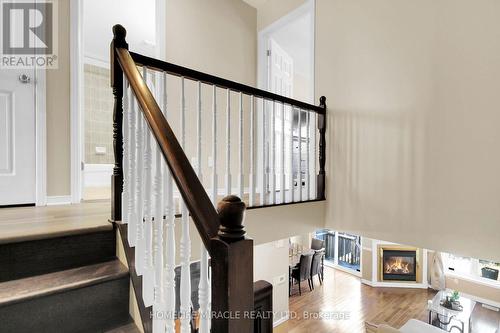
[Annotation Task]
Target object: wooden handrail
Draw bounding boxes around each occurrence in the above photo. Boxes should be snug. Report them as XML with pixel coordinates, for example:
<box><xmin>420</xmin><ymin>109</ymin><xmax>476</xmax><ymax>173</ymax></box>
<box><xmin>112</xmin><ymin>26</ymin><xmax>219</xmax><ymax>251</ymax></box>
<box><xmin>129</xmin><ymin>51</ymin><xmax>325</xmax><ymax>114</ymax></box>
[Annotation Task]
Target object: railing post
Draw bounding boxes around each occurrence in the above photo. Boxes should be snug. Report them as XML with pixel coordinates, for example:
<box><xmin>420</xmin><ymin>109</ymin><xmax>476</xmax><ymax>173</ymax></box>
<box><xmin>211</xmin><ymin>195</ymin><xmax>254</xmax><ymax>333</ymax></box>
<box><xmin>316</xmin><ymin>96</ymin><xmax>327</xmax><ymax>200</ymax></box>
<box><xmin>110</xmin><ymin>25</ymin><xmax>128</xmax><ymax>222</ymax></box>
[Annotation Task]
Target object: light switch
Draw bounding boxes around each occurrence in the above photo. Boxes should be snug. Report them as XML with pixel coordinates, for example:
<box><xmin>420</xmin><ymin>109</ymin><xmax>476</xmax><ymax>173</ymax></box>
<box><xmin>95</xmin><ymin>146</ymin><xmax>106</xmax><ymax>155</ymax></box>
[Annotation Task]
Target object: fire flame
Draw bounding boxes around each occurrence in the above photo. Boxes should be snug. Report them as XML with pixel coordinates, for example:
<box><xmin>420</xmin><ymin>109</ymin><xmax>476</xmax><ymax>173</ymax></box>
<box><xmin>384</xmin><ymin>257</ymin><xmax>412</xmax><ymax>274</ymax></box>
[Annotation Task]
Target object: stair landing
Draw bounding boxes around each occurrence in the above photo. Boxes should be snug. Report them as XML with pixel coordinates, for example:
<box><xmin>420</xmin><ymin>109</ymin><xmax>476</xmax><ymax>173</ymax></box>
<box><xmin>0</xmin><ymin>201</ymin><xmax>111</xmax><ymax>244</ymax></box>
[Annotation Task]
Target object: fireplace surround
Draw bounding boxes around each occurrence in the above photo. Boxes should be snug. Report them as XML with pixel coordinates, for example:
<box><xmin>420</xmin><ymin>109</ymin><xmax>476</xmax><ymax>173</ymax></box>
<box><xmin>378</xmin><ymin>245</ymin><xmax>420</xmax><ymax>283</ymax></box>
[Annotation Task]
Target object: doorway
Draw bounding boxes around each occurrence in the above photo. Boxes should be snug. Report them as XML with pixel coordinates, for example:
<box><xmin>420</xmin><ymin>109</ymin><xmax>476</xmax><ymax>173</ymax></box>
<box><xmin>72</xmin><ymin>0</ymin><xmax>165</xmax><ymax>202</ymax></box>
<box><xmin>257</xmin><ymin>0</ymin><xmax>315</xmax><ymax>202</ymax></box>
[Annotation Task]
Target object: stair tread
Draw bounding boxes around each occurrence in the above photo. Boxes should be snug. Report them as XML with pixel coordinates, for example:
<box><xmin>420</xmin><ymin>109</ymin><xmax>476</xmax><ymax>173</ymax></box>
<box><xmin>0</xmin><ymin>259</ymin><xmax>128</xmax><ymax>306</ymax></box>
<box><xmin>0</xmin><ymin>202</ymin><xmax>112</xmax><ymax>245</ymax></box>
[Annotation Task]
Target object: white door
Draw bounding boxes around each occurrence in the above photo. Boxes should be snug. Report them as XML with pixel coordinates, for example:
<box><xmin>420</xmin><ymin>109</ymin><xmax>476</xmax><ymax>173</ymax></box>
<box><xmin>267</xmin><ymin>38</ymin><xmax>294</xmax><ymax>194</ymax></box>
<box><xmin>0</xmin><ymin>68</ymin><xmax>36</xmax><ymax>206</ymax></box>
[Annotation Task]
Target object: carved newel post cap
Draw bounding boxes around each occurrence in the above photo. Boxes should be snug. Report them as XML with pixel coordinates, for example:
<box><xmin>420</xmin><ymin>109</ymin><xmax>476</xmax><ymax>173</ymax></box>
<box><xmin>112</xmin><ymin>25</ymin><xmax>128</xmax><ymax>48</ymax></box>
<box><xmin>319</xmin><ymin>96</ymin><xmax>326</xmax><ymax>106</ymax></box>
<box><xmin>217</xmin><ymin>195</ymin><xmax>246</xmax><ymax>242</ymax></box>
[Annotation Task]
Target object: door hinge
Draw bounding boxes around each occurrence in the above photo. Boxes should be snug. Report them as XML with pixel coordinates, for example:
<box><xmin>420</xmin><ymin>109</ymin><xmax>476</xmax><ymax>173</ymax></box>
<box><xmin>266</xmin><ymin>49</ymin><xmax>271</xmax><ymax>57</ymax></box>
<box><xmin>81</xmin><ymin>161</ymin><xmax>85</xmax><ymax>171</ymax></box>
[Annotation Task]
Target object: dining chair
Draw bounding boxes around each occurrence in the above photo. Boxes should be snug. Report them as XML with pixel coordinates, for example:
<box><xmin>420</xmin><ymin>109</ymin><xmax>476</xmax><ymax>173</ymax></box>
<box><xmin>291</xmin><ymin>253</ymin><xmax>313</xmax><ymax>296</ymax></box>
<box><xmin>311</xmin><ymin>238</ymin><xmax>325</xmax><ymax>280</ymax></box>
<box><xmin>310</xmin><ymin>251</ymin><xmax>323</xmax><ymax>289</ymax></box>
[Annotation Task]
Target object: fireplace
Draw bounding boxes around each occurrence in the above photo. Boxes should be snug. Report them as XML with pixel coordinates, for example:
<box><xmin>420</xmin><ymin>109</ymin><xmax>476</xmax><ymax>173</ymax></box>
<box><xmin>380</xmin><ymin>249</ymin><xmax>417</xmax><ymax>282</ymax></box>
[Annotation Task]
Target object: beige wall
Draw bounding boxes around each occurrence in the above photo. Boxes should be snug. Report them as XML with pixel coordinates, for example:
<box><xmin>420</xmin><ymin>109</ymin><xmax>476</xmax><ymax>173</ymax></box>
<box><xmin>255</xmin><ymin>0</ymin><xmax>307</xmax><ymax>31</ymax></box>
<box><xmin>254</xmin><ymin>240</ymin><xmax>289</xmax><ymax>325</ymax></box>
<box><xmin>46</xmin><ymin>0</ymin><xmax>70</xmax><ymax>196</ymax></box>
<box><xmin>317</xmin><ymin>0</ymin><xmax>500</xmax><ymax>263</ymax></box>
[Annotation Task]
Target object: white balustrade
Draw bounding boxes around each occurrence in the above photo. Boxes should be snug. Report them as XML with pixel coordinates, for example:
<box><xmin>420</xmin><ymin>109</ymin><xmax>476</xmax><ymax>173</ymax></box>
<box><xmin>225</xmin><ymin>89</ymin><xmax>231</xmax><ymax>196</ymax></box>
<box><xmin>249</xmin><ymin>96</ymin><xmax>255</xmax><ymax>206</ymax></box>
<box><xmin>120</xmin><ymin>68</ymin><xmax>320</xmax><ymax>333</ymax></box>
<box><xmin>179</xmin><ymin>77</ymin><xmax>192</xmax><ymax>333</ymax></box>
<box><xmin>260</xmin><ymin>99</ymin><xmax>266</xmax><ymax>206</ymax></box>
<box><xmin>238</xmin><ymin>92</ymin><xmax>244</xmax><ymax>199</ymax></box>
<box><xmin>289</xmin><ymin>107</ymin><xmax>294</xmax><ymax>203</ymax></box>
<box><xmin>270</xmin><ymin>101</ymin><xmax>276</xmax><ymax>205</ymax></box>
<box><xmin>197</xmin><ymin>81</ymin><xmax>211</xmax><ymax>333</ymax></box>
<box><xmin>280</xmin><ymin>103</ymin><xmax>285</xmax><ymax>204</ymax></box>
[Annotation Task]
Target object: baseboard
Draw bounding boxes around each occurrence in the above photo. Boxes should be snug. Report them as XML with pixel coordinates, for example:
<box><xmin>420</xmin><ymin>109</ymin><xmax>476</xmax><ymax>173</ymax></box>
<box><xmin>361</xmin><ymin>279</ymin><xmax>428</xmax><ymax>289</ymax></box>
<box><xmin>325</xmin><ymin>261</ymin><xmax>362</xmax><ymax>278</ymax></box>
<box><xmin>46</xmin><ymin>195</ymin><xmax>72</xmax><ymax>206</ymax></box>
<box><xmin>273</xmin><ymin>312</ymin><xmax>289</xmax><ymax>327</ymax></box>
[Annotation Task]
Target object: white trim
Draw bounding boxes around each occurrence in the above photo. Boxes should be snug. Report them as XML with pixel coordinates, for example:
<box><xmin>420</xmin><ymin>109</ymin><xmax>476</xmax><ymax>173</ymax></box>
<box><xmin>155</xmin><ymin>0</ymin><xmax>167</xmax><ymax>61</ymax></box>
<box><xmin>361</xmin><ymin>279</ymin><xmax>428</xmax><ymax>289</ymax></box>
<box><xmin>46</xmin><ymin>195</ymin><xmax>72</xmax><ymax>206</ymax></box>
<box><xmin>70</xmin><ymin>0</ymin><xmax>84</xmax><ymax>204</ymax></box>
<box><xmin>325</xmin><ymin>261</ymin><xmax>362</xmax><ymax>278</ymax></box>
<box><xmin>273</xmin><ymin>312</ymin><xmax>289</xmax><ymax>328</ymax></box>
<box><xmin>35</xmin><ymin>68</ymin><xmax>47</xmax><ymax>206</ymax></box>
<box><xmin>445</xmin><ymin>271</ymin><xmax>500</xmax><ymax>290</ymax></box>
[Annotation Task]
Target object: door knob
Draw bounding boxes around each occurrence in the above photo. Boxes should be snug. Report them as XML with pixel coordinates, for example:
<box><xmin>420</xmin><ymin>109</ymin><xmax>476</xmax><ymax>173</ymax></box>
<box><xmin>18</xmin><ymin>74</ymin><xmax>31</xmax><ymax>84</ymax></box>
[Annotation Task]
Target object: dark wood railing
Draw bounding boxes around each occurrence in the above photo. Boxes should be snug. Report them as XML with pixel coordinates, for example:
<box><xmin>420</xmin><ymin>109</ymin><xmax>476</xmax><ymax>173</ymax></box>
<box><xmin>110</xmin><ymin>24</ymin><xmax>326</xmax><ymax>332</ymax></box>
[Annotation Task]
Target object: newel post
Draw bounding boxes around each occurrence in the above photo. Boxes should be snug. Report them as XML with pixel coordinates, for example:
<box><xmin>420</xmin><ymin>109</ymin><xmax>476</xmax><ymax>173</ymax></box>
<box><xmin>211</xmin><ymin>195</ymin><xmax>254</xmax><ymax>332</ymax></box>
<box><xmin>317</xmin><ymin>96</ymin><xmax>327</xmax><ymax>200</ymax></box>
<box><xmin>110</xmin><ymin>25</ymin><xmax>128</xmax><ymax>222</ymax></box>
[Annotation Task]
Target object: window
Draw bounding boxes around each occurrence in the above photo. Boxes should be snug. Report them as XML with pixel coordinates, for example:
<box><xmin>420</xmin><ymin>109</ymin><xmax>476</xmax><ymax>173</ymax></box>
<box><xmin>444</xmin><ymin>253</ymin><xmax>500</xmax><ymax>284</ymax></box>
<box><xmin>313</xmin><ymin>229</ymin><xmax>362</xmax><ymax>273</ymax></box>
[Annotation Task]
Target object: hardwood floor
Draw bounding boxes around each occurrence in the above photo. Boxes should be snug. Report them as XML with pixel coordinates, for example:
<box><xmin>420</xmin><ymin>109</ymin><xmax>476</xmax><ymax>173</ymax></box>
<box><xmin>276</xmin><ymin>267</ymin><xmax>499</xmax><ymax>333</ymax></box>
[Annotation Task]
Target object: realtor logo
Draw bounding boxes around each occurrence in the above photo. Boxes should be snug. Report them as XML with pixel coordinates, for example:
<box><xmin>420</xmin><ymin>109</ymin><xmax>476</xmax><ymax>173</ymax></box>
<box><xmin>0</xmin><ymin>0</ymin><xmax>58</xmax><ymax>68</ymax></box>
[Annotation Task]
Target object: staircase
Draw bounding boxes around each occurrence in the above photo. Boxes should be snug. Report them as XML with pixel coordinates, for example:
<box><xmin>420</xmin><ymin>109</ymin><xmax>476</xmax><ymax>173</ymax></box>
<box><xmin>0</xmin><ymin>222</ymin><xmax>138</xmax><ymax>333</ymax></box>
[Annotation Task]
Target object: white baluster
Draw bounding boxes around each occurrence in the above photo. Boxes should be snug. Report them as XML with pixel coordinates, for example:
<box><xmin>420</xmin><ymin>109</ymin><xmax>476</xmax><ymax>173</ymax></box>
<box><xmin>260</xmin><ymin>98</ymin><xmax>266</xmax><ymax>206</ymax></box>
<box><xmin>211</xmin><ymin>85</ymin><xmax>218</xmax><ymax>204</ymax></box>
<box><xmin>152</xmin><ymin>73</ymin><xmax>165</xmax><ymax>333</ymax></box>
<box><xmin>128</xmin><ymin>84</ymin><xmax>138</xmax><ymax>246</ymax></box>
<box><xmin>179</xmin><ymin>77</ymin><xmax>191</xmax><ymax>333</ymax></box>
<box><xmin>306</xmin><ymin>111</ymin><xmax>310</xmax><ymax>200</ymax></box>
<box><xmin>122</xmin><ymin>77</ymin><xmax>129</xmax><ymax>225</ymax></box>
<box><xmin>142</xmin><ymin>67</ymin><xmax>155</xmax><ymax>307</ymax></box>
<box><xmin>225</xmin><ymin>89</ymin><xmax>231</xmax><ymax>196</ymax></box>
<box><xmin>312</xmin><ymin>112</ymin><xmax>317</xmax><ymax>199</ymax></box>
<box><xmin>249</xmin><ymin>96</ymin><xmax>255</xmax><ymax>207</ymax></box>
<box><xmin>238</xmin><ymin>92</ymin><xmax>244</xmax><ymax>199</ymax></box>
<box><xmin>136</xmin><ymin>98</ymin><xmax>145</xmax><ymax>276</ymax></box>
<box><xmin>162</xmin><ymin>72</ymin><xmax>176</xmax><ymax>333</ymax></box>
<box><xmin>298</xmin><ymin>108</ymin><xmax>302</xmax><ymax>201</ymax></box>
<box><xmin>197</xmin><ymin>81</ymin><xmax>211</xmax><ymax>333</ymax></box>
<box><xmin>270</xmin><ymin>101</ymin><xmax>276</xmax><ymax>204</ymax></box>
<box><xmin>289</xmin><ymin>107</ymin><xmax>294</xmax><ymax>203</ymax></box>
<box><xmin>280</xmin><ymin>103</ymin><xmax>285</xmax><ymax>204</ymax></box>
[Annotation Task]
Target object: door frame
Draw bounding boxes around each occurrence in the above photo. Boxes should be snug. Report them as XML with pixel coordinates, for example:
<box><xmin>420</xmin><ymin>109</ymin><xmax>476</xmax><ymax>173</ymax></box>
<box><xmin>35</xmin><ymin>67</ymin><xmax>47</xmax><ymax>206</ymax></box>
<box><xmin>70</xmin><ymin>0</ymin><xmax>166</xmax><ymax>203</ymax></box>
<box><xmin>257</xmin><ymin>0</ymin><xmax>315</xmax><ymax>101</ymax></box>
